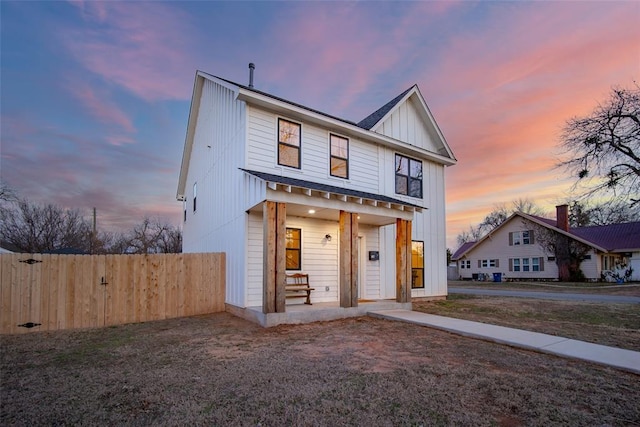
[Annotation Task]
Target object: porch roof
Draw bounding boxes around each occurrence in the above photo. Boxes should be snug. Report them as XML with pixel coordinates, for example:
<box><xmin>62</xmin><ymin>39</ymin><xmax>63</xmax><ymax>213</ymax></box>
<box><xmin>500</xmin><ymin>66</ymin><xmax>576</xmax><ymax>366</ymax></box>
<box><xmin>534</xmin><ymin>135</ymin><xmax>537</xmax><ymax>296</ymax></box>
<box><xmin>241</xmin><ymin>169</ymin><xmax>424</xmax><ymax>212</ymax></box>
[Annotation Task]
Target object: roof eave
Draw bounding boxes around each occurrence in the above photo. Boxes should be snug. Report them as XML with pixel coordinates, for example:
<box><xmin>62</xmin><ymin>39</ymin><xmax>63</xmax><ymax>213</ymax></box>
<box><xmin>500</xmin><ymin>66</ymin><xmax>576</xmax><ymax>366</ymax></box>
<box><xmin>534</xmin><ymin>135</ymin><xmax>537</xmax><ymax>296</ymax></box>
<box><xmin>177</xmin><ymin>71</ymin><xmax>241</xmax><ymax>199</ymax></box>
<box><xmin>236</xmin><ymin>88</ymin><xmax>456</xmax><ymax>167</ymax></box>
<box><xmin>368</xmin><ymin>86</ymin><xmax>457</xmax><ymax>162</ymax></box>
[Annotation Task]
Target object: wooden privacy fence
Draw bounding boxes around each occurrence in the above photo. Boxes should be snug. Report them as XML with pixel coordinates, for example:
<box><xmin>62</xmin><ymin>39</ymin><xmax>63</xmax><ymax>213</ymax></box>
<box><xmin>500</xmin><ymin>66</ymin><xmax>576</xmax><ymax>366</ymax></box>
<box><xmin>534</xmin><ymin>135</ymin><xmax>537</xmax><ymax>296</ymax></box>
<box><xmin>0</xmin><ymin>253</ymin><xmax>225</xmax><ymax>334</ymax></box>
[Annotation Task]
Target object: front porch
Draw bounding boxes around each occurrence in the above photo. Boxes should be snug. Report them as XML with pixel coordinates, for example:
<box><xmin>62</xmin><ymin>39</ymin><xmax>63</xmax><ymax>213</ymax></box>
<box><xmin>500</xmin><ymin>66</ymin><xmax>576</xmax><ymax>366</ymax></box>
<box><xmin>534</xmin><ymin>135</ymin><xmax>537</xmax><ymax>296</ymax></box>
<box><xmin>227</xmin><ymin>299</ymin><xmax>412</xmax><ymax>328</ymax></box>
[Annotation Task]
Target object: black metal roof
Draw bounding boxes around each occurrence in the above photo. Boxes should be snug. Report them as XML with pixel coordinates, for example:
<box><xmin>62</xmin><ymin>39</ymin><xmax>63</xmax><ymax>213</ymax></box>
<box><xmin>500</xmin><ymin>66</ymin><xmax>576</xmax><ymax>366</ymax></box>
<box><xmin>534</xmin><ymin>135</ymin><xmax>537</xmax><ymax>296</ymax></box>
<box><xmin>201</xmin><ymin>71</ymin><xmax>415</xmax><ymax>132</ymax></box>
<box><xmin>357</xmin><ymin>86</ymin><xmax>414</xmax><ymax>130</ymax></box>
<box><xmin>241</xmin><ymin>169</ymin><xmax>424</xmax><ymax>209</ymax></box>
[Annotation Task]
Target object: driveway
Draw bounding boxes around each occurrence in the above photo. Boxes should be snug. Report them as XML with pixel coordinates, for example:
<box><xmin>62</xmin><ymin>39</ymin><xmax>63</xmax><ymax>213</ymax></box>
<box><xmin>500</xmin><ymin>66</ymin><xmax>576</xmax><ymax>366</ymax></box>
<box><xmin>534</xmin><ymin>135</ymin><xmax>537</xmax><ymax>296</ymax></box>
<box><xmin>448</xmin><ymin>287</ymin><xmax>640</xmax><ymax>304</ymax></box>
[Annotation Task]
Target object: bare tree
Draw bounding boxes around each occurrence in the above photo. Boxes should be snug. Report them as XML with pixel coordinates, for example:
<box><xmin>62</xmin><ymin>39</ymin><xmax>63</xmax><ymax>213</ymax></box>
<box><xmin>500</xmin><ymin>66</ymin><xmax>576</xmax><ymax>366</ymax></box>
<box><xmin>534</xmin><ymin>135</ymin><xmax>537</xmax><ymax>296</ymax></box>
<box><xmin>0</xmin><ymin>199</ymin><xmax>93</xmax><ymax>253</ymax></box>
<box><xmin>558</xmin><ymin>83</ymin><xmax>640</xmax><ymax>206</ymax></box>
<box><xmin>529</xmin><ymin>221</ymin><xmax>592</xmax><ymax>282</ymax></box>
<box><xmin>585</xmin><ymin>200</ymin><xmax>640</xmax><ymax>226</ymax></box>
<box><xmin>456</xmin><ymin>198</ymin><xmax>545</xmax><ymax>245</ymax></box>
<box><xmin>0</xmin><ymin>181</ymin><xmax>17</xmax><ymax>203</ymax></box>
<box><xmin>568</xmin><ymin>201</ymin><xmax>592</xmax><ymax>227</ymax></box>
<box><xmin>111</xmin><ymin>217</ymin><xmax>182</xmax><ymax>254</ymax></box>
<box><xmin>456</xmin><ymin>225</ymin><xmax>483</xmax><ymax>246</ymax></box>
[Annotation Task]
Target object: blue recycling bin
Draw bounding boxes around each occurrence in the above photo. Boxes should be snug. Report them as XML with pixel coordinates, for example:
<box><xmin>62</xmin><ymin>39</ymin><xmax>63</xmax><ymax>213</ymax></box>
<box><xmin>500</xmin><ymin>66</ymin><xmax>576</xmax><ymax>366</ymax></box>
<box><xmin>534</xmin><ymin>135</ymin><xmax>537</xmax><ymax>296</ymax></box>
<box><xmin>493</xmin><ymin>273</ymin><xmax>502</xmax><ymax>283</ymax></box>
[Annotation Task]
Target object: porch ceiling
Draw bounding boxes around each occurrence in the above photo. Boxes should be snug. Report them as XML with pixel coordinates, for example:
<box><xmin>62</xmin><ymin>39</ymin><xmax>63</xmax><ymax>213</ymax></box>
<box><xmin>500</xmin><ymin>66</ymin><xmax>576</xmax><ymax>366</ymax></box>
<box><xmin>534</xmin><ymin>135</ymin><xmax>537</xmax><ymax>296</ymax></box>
<box><xmin>242</xmin><ymin>169</ymin><xmax>421</xmax><ymax>226</ymax></box>
<box><xmin>247</xmin><ymin>201</ymin><xmax>397</xmax><ymax>226</ymax></box>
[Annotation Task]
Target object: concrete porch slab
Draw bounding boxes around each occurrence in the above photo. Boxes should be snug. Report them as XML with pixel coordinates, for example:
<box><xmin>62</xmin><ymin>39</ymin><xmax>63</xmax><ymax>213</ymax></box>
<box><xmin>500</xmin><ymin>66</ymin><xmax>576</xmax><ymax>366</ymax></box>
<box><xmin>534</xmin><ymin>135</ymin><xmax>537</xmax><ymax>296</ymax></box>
<box><xmin>227</xmin><ymin>300</ymin><xmax>412</xmax><ymax>327</ymax></box>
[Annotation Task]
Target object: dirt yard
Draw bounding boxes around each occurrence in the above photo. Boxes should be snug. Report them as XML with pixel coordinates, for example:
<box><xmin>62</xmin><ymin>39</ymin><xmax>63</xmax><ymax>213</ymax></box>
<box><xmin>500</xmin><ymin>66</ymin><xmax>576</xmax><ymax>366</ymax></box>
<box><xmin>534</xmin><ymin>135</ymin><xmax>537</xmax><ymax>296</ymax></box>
<box><xmin>2</xmin><ymin>313</ymin><xmax>639</xmax><ymax>426</ymax></box>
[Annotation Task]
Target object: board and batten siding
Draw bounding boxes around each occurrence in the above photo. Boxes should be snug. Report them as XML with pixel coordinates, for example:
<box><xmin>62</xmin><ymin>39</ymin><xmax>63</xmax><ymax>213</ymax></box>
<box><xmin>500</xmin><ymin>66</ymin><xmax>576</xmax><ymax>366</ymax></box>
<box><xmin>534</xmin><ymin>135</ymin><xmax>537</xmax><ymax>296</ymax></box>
<box><xmin>246</xmin><ymin>214</ymin><xmax>385</xmax><ymax>306</ymax></box>
<box><xmin>245</xmin><ymin>106</ymin><xmax>379</xmax><ymax>194</ymax></box>
<box><xmin>246</xmin><ymin>214</ymin><xmax>341</xmax><ymax>307</ymax></box>
<box><xmin>182</xmin><ymin>79</ymin><xmax>248</xmax><ymax>307</ymax></box>
<box><xmin>377</xmin><ymin>146</ymin><xmax>448</xmax><ymax>298</ymax></box>
<box><xmin>375</xmin><ymin>97</ymin><xmax>443</xmax><ymax>154</ymax></box>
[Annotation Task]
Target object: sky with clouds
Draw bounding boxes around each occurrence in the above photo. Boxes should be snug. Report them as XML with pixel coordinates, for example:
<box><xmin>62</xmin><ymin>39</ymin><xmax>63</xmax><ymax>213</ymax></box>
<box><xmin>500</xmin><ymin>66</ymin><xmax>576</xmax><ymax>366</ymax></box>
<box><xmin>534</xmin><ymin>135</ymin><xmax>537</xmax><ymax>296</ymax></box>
<box><xmin>1</xmin><ymin>1</ymin><xmax>638</xmax><ymax>249</ymax></box>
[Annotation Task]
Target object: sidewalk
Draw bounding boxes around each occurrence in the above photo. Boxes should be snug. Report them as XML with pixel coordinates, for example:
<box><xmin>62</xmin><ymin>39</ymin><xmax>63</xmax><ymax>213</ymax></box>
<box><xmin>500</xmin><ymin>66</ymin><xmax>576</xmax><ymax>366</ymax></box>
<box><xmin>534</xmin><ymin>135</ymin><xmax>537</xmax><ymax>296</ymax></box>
<box><xmin>368</xmin><ymin>309</ymin><xmax>640</xmax><ymax>375</ymax></box>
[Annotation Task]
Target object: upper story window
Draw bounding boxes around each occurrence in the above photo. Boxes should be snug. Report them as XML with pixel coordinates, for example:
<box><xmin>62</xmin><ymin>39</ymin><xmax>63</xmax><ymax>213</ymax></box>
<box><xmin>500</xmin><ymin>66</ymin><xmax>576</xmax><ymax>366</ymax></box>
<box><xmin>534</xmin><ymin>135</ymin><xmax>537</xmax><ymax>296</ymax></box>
<box><xmin>395</xmin><ymin>154</ymin><xmax>422</xmax><ymax>198</ymax></box>
<box><xmin>510</xmin><ymin>230</ymin><xmax>533</xmax><ymax>246</ymax></box>
<box><xmin>285</xmin><ymin>227</ymin><xmax>302</xmax><ymax>270</ymax></box>
<box><xmin>329</xmin><ymin>134</ymin><xmax>349</xmax><ymax>178</ymax></box>
<box><xmin>278</xmin><ymin>119</ymin><xmax>301</xmax><ymax>169</ymax></box>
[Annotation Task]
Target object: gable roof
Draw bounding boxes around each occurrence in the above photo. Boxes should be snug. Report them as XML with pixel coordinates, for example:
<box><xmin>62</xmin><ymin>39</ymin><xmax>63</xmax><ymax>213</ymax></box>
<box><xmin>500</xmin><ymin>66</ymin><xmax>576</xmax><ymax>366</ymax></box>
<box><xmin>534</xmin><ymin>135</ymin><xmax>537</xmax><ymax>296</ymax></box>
<box><xmin>358</xmin><ymin>85</ymin><xmax>457</xmax><ymax>160</ymax></box>
<box><xmin>357</xmin><ymin>86</ymin><xmax>413</xmax><ymax>130</ymax></box>
<box><xmin>452</xmin><ymin>212</ymin><xmax>640</xmax><ymax>261</ymax></box>
<box><xmin>452</xmin><ymin>241</ymin><xmax>475</xmax><ymax>260</ymax></box>
<box><xmin>177</xmin><ymin>71</ymin><xmax>456</xmax><ymax>199</ymax></box>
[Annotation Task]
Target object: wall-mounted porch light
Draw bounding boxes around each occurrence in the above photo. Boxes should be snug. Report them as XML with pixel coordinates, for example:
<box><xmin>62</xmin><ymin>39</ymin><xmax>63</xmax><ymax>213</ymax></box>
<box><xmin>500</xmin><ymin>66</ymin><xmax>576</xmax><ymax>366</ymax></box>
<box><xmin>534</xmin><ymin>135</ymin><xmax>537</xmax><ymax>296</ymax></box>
<box><xmin>325</xmin><ymin>234</ymin><xmax>332</xmax><ymax>241</ymax></box>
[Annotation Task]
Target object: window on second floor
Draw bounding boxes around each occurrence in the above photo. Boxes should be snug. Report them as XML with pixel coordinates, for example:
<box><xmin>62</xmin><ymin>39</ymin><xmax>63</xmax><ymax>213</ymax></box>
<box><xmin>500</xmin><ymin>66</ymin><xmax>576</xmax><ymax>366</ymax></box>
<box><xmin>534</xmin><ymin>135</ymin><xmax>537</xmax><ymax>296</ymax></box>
<box><xmin>278</xmin><ymin>119</ymin><xmax>301</xmax><ymax>169</ymax></box>
<box><xmin>510</xmin><ymin>230</ymin><xmax>533</xmax><ymax>246</ymax></box>
<box><xmin>395</xmin><ymin>154</ymin><xmax>423</xmax><ymax>198</ymax></box>
<box><xmin>329</xmin><ymin>134</ymin><xmax>349</xmax><ymax>178</ymax></box>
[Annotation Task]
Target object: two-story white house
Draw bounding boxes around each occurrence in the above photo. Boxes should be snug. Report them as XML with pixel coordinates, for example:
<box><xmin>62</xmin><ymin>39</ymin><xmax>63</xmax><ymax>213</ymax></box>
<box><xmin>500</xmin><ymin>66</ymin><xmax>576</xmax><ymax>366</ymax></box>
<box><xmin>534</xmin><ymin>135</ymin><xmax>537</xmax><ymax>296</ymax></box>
<box><xmin>177</xmin><ymin>67</ymin><xmax>456</xmax><ymax>326</ymax></box>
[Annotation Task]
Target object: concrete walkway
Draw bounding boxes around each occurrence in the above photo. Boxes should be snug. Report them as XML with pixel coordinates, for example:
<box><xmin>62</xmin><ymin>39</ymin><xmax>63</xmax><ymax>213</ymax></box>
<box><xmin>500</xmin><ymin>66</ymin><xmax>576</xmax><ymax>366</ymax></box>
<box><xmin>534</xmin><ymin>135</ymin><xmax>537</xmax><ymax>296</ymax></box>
<box><xmin>369</xmin><ymin>309</ymin><xmax>640</xmax><ymax>375</ymax></box>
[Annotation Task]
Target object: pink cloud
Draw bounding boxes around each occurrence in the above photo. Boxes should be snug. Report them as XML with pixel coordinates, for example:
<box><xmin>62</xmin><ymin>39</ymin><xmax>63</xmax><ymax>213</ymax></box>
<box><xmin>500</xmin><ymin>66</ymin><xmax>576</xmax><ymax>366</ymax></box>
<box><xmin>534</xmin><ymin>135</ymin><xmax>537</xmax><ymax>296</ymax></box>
<box><xmin>69</xmin><ymin>82</ymin><xmax>135</xmax><ymax>134</ymax></box>
<box><xmin>63</xmin><ymin>2</ymin><xmax>194</xmax><ymax>101</ymax></box>
<box><xmin>431</xmin><ymin>2</ymin><xmax>640</xmax><ymax>248</ymax></box>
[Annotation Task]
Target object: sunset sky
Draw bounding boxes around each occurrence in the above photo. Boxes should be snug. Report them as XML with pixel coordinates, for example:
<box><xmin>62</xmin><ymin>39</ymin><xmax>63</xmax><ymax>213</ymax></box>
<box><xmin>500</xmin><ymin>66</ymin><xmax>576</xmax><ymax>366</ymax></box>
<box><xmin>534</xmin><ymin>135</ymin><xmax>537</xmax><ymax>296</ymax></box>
<box><xmin>1</xmin><ymin>1</ymin><xmax>639</xmax><ymax>250</ymax></box>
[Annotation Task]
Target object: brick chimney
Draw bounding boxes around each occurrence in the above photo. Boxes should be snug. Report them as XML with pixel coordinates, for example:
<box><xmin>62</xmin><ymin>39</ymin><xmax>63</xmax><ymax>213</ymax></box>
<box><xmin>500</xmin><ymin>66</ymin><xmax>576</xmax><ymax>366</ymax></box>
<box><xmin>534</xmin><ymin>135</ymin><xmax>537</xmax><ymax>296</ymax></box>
<box><xmin>556</xmin><ymin>204</ymin><xmax>569</xmax><ymax>231</ymax></box>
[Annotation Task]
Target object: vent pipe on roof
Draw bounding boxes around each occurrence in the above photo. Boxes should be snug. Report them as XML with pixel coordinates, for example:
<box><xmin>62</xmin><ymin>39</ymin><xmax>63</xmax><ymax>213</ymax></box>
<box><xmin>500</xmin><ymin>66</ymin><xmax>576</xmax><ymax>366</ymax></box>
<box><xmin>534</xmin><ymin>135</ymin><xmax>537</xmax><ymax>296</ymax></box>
<box><xmin>248</xmin><ymin>63</ymin><xmax>255</xmax><ymax>88</ymax></box>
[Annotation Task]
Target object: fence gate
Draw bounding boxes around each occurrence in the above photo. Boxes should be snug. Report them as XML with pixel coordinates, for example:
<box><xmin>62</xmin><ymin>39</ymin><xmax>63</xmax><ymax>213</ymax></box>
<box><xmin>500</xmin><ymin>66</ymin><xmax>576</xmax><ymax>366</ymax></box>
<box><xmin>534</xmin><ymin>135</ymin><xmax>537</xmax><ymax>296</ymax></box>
<box><xmin>0</xmin><ymin>253</ymin><xmax>225</xmax><ymax>334</ymax></box>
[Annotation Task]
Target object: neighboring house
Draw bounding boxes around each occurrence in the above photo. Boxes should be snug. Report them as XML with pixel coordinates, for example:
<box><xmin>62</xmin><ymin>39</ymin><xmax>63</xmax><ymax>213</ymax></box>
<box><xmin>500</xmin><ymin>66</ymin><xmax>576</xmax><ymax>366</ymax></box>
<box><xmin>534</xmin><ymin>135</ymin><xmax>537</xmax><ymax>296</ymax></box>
<box><xmin>452</xmin><ymin>205</ymin><xmax>640</xmax><ymax>282</ymax></box>
<box><xmin>177</xmin><ymin>67</ymin><xmax>457</xmax><ymax>324</ymax></box>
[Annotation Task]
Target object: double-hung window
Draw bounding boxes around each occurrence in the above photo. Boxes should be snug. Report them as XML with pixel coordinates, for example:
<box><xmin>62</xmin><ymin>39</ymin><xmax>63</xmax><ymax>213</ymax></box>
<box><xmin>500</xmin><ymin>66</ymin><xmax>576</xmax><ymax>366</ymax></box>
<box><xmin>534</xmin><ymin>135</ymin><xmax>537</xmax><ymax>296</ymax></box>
<box><xmin>286</xmin><ymin>228</ymin><xmax>302</xmax><ymax>270</ymax></box>
<box><xmin>329</xmin><ymin>134</ymin><xmax>349</xmax><ymax>178</ymax></box>
<box><xmin>411</xmin><ymin>241</ymin><xmax>424</xmax><ymax>288</ymax></box>
<box><xmin>532</xmin><ymin>257</ymin><xmax>540</xmax><ymax>272</ymax></box>
<box><xmin>278</xmin><ymin>119</ymin><xmax>301</xmax><ymax>169</ymax></box>
<box><xmin>395</xmin><ymin>154</ymin><xmax>423</xmax><ymax>198</ymax></box>
<box><xmin>513</xmin><ymin>258</ymin><xmax>520</xmax><ymax>272</ymax></box>
<box><xmin>522</xmin><ymin>258</ymin><xmax>530</xmax><ymax>272</ymax></box>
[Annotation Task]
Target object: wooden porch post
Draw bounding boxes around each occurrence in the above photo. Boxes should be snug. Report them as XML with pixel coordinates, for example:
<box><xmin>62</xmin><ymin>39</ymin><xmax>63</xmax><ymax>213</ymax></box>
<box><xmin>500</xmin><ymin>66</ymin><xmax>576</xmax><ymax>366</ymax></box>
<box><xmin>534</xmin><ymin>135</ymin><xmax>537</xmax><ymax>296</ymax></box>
<box><xmin>339</xmin><ymin>210</ymin><xmax>358</xmax><ymax>308</ymax></box>
<box><xmin>263</xmin><ymin>201</ymin><xmax>287</xmax><ymax>313</ymax></box>
<box><xmin>396</xmin><ymin>218</ymin><xmax>412</xmax><ymax>303</ymax></box>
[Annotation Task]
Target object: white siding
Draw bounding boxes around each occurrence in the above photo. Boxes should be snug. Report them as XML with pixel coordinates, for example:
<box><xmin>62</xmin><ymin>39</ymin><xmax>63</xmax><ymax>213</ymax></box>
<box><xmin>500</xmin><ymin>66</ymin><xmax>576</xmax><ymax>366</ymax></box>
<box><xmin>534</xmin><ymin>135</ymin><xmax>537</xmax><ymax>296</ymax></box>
<box><xmin>360</xmin><ymin>225</ymin><xmax>382</xmax><ymax>300</ymax></box>
<box><xmin>246</xmin><ymin>106</ymin><xmax>379</xmax><ymax>194</ymax></box>
<box><xmin>245</xmin><ymin>214</ymin><xmax>386</xmax><ymax>307</ymax></box>
<box><xmin>377</xmin><ymin>97</ymin><xmax>442</xmax><ymax>153</ymax></box>
<box><xmin>246</xmin><ymin>214</ymin><xmax>340</xmax><ymax>307</ymax></box>
<box><xmin>457</xmin><ymin>219</ymin><xmax>558</xmax><ymax>281</ymax></box>
<box><xmin>631</xmin><ymin>251</ymin><xmax>640</xmax><ymax>281</ymax></box>
<box><xmin>181</xmin><ymin>79</ymin><xmax>248</xmax><ymax>307</ymax></box>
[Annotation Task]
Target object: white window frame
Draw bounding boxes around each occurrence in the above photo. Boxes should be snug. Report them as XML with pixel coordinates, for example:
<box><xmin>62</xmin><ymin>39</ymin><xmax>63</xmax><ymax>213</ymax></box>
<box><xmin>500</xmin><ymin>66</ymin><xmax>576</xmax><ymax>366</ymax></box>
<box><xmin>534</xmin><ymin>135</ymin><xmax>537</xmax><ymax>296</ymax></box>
<box><xmin>513</xmin><ymin>259</ymin><xmax>520</xmax><ymax>272</ymax></box>
<box><xmin>522</xmin><ymin>258</ymin><xmax>530</xmax><ymax>272</ymax></box>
